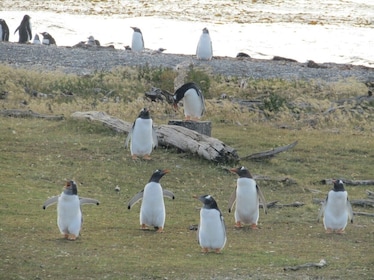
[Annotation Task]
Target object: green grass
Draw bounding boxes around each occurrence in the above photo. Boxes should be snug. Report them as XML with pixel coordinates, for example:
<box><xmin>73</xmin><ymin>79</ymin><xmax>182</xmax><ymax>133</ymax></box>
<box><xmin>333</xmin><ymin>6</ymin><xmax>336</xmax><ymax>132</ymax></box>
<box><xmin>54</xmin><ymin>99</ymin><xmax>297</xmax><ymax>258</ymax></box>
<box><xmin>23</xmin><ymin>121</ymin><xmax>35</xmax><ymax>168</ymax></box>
<box><xmin>0</xmin><ymin>65</ymin><xmax>373</xmax><ymax>279</ymax></box>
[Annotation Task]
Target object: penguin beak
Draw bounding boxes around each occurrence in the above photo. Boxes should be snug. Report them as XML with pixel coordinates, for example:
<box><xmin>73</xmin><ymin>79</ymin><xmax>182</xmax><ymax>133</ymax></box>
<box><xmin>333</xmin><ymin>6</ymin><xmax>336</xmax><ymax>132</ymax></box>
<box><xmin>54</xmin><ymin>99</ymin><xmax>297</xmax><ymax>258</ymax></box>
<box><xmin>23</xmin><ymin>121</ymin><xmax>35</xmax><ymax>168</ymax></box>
<box><xmin>64</xmin><ymin>181</ymin><xmax>71</xmax><ymax>189</ymax></box>
<box><xmin>173</xmin><ymin>103</ymin><xmax>179</xmax><ymax>111</ymax></box>
<box><xmin>162</xmin><ymin>169</ymin><xmax>170</xmax><ymax>175</ymax></box>
<box><xmin>229</xmin><ymin>168</ymin><xmax>238</xmax><ymax>174</ymax></box>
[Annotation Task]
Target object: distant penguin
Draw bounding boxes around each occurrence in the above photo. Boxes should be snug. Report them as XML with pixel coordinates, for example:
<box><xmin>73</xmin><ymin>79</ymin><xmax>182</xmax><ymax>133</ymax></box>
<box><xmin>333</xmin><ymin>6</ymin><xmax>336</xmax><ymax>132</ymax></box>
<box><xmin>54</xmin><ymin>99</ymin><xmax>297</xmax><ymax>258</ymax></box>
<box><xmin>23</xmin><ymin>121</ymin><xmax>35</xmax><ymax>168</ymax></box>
<box><xmin>173</xmin><ymin>82</ymin><xmax>205</xmax><ymax>120</ymax></box>
<box><xmin>194</xmin><ymin>194</ymin><xmax>226</xmax><ymax>253</ymax></box>
<box><xmin>125</xmin><ymin>108</ymin><xmax>158</xmax><ymax>160</ymax></box>
<box><xmin>317</xmin><ymin>179</ymin><xmax>353</xmax><ymax>234</ymax></box>
<box><xmin>87</xmin><ymin>35</ymin><xmax>100</xmax><ymax>46</ymax></box>
<box><xmin>196</xmin><ymin>27</ymin><xmax>213</xmax><ymax>60</ymax></box>
<box><xmin>42</xmin><ymin>180</ymin><xmax>100</xmax><ymax>240</ymax></box>
<box><xmin>228</xmin><ymin>166</ymin><xmax>267</xmax><ymax>229</ymax></box>
<box><xmin>32</xmin><ymin>34</ymin><xmax>41</xmax><ymax>45</ymax></box>
<box><xmin>14</xmin><ymin>15</ymin><xmax>32</xmax><ymax>43</ymax></box>
<box><xmin>0</xmin><ymin>19</ymin><xmax>9</xmax><ymax>41</ymax></box>
<box><xmin>41</xmin><ymin>32</ymin><xmax>57</xmax><ymax>45</ymax></box>
<box><xmin>128</xmin><ymin>169</ymin><xmax>175</xmax><ymax>232</ymax></box>
<box><xmin>131</xmin><ymin>27</ymin><xmax>144</xmax><ymax>52</ymax></box>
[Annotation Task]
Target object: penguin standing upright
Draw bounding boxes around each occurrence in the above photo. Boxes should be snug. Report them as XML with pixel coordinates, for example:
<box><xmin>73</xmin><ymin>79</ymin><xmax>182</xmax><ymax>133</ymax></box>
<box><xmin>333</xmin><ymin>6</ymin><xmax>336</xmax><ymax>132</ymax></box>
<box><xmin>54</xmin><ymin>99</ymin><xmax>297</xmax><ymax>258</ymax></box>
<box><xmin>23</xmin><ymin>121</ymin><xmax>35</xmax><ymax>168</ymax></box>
<box><xmin>41</xmin><ymin>32</ymin><xmax>57</xmax><ymax>45</ymax></box>
<box><xmin>131</xmin><ymin>27</ymin><xmax>144</xmax><ymax>52</ymax></box>
<box><xmin>14</xmin><ymin>15</ymin><xmax>32</xmax><ymax>43</ymax></box>
<box><xmin>228</xmin><ymin>166</ymin><xmax>267</xmax><ymax>229</ymax></box>
<box><xmin>42</xmin><ymin>181</ymin><xmax>100</xmax><ymax>240</ymax></box>
<box><xmin>317</xmin><ymin>179</ymin><xmax>353</xmax><ymax>234</ymax></box>
<box><xmin>196</xmin><ymin>27</ymin><xmax>213</xmax><ymax>60</ymax></box>
<box><xmin>173</xmin><ymin>82</ymin><xmax>205</xmax><ymax>120</ymax></box>
<box><xmin>125</xmin><ymin>108</ymin><xmax>157</xmax><ymax>160</ymax></box>
<box><xmin>0</xmin><ymin>19</ymin><xmax>9</xmax><ymax>41</ymax></box>
<box><xmin>128</xmin><ymin>169</ymin><xmax>175</xmax><ymax>232</ymax></box>
<box><xmin>194</xmin><ymin>194</ymin><xmax>226</xmax><ymax>253</ymax></box>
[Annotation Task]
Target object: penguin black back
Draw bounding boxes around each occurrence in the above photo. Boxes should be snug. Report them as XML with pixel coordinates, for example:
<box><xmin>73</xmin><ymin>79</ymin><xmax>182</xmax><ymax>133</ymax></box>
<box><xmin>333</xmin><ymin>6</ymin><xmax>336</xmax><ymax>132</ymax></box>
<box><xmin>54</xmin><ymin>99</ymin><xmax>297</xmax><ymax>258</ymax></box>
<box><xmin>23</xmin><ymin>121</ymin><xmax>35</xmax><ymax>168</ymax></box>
<box><xmin>173</xmin><ymin>82</ymin><xmax>202</xmax><ymax>104</ymax></box>
<box><xmin>0</xmin><ymin>19</ymin><xmax>9</xmax><ymax>41</ymax></box>
<box><xmin>15</xmin><ymin>15</ymin><xmax>32</xmax><ymax>43</ymax></box>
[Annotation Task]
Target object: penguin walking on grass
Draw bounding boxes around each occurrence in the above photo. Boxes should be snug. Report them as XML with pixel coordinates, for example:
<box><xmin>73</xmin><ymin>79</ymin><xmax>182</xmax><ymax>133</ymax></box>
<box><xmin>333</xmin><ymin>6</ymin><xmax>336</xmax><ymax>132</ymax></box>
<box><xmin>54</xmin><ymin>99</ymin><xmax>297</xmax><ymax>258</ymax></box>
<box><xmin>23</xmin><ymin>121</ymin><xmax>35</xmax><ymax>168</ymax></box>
<box><xmin>42</xmin><ymin>181</ymin><xmax>100</xmax><ymax>240</ymax></box>
<box><xmin>228</xmin><ymin>166</ymin><xmax>267</xmax><ymax>229</ymax></box>
<box><xmin>0</xmin><ymin>19</ymin><xmax>9</xmax><ymax>41</ymax></box>
<box><xmin>41</xmin><ymin>32</ymin><xmax>57</xmax><ymax>46</ymax></box>
<box><xmin>194</xmin><ymin>194</ymin><xmax>226</xmax><ymax>253</ymax></box>
<box><xmin>125</xmin><ymin>108</ymin><xmax>158</xmax><ymax>160</ymax></box>
<box><xmin>317</xmin><ymin>179</ymin><xmax>353</xmax><ymax>234</ymax></box>
<box><xmin>196</xmin><ymin>27</ymin><xmax>213</xmax><ymax>60</ymax></box>
<box><xmin>128</xmin><ymin>169</ymin><xmax>175</xmax><ymax>233</ymax></box>
<box><xmin>14</xmin><ymin>15</ymin><xmax>32</xmax><ymax>43</ymax></box>
<box><xmin>173</xmin><ymin>82</ymin><xmax>205</xmax><ymax>121</ymax></box>
<box><xmin>131</xmin><ymin>27</ymin><xmax>144</xmax><ymax>52</ymax></box>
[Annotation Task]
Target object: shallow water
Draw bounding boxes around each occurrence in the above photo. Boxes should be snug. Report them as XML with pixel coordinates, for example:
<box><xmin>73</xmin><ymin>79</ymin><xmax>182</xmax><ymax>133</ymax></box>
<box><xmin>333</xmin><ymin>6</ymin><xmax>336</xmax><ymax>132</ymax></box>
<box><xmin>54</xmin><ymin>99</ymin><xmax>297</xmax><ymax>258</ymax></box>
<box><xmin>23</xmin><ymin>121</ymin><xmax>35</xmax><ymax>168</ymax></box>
<box><xmin>1</xmin><ymin>0</ymin><xmax>373</xmax><ymax>66</ymax></box>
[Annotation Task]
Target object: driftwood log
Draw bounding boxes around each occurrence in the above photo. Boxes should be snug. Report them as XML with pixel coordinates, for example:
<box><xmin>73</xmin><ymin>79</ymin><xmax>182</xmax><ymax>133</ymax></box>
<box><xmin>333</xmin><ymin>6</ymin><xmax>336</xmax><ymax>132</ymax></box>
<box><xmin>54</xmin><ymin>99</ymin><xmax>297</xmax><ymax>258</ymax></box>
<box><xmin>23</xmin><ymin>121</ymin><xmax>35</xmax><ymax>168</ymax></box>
<box><xmin>168</xmin><ymin>120</ymin><xmax>212</xmax><ymax>136</ymax></box>
<box><xmin>320</xmin><ymin>179</ymin><xmax>374</xmax><ymax>186</ymax></box>
<box><xmin>71</xmin><ymin>111</ymin><xmax>239</xmax><ymax>163</ymax></box>
<box><xmin>313</xmin><ymin>198</ymin><xmax>374</xmax><ymax>208</ymax></box>
<box><xmin>241</xmin><ymin>140</ymin><xmax>298</xmax><ymax>160</ymax></box>
<box><xmin>0</xmin><ymin>109</ymin><xmax>64</xmax><ymax>120</ymax></box>
<box><xmin>284</xmin><ymin>259</ymin><xmax>327</xmax><ymax>271</ymax></box>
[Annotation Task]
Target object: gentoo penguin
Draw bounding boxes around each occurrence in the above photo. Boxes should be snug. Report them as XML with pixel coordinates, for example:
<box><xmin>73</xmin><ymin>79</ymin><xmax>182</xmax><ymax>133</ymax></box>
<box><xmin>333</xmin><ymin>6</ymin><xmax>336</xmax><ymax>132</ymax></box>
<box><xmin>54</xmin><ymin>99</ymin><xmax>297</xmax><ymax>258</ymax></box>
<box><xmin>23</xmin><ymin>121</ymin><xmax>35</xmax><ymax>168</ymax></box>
<box><xmin>87</xmin><ymin>35</ymin><xmax>100</xmax><ymax>46</ymax></box>
<box><xmin>32</xmin><ymin>34</ymin><xmax>41</xmax><ymax>45</ymax></box>
<box><xmin>41</xmin><ymin>32</ymin><xmax>57</xmax><ymax>45</ymax></box>
<box><xmin>125</xmin><ymin>107</ymin><xmax>158</xmax><ymax>160</ymax></box>
<box><xmin>131</xmin><ymin>27</ymin><xmax>144</xmax><ymax>52</ymax></box>
<box><xmin>0</xmin><ymin>19</ymin><xmax>9</xmax><ymax>41</ymax></box>
<box><xmin>14</xmin><ymin>15</ymin><xmax>32</xmax><ymax>43</ymax></box>
<box><xmin>173</xmin><ymin>82</ymin><xmax>205</xmax><ymax>120</ymax></box>
<box><xmin>196</xmin><ymin>27</ymin><xmax>213</xmax><ymax>60</ymax></box>
<box><xmin>317</xmin><ymin>179</ymin><xmax>354</xmax><ymax>234</ymax></box>
<box><xmin>194</xmin><ymin>194</ymin><xmax>226</xmax><ymax>253</ymax></box>
<box><xmin>42</xmin><ymin>180</ymin><xmax>100</xmax><ymax>240</ymax></box>
<box><xmin>128</xmin><ymin>169</ymin><xmax>174</xmax><ymax>232</ymax></box>
<box><xmin>228</xmin><ymin>166</ymin><xmax>267</xmax><ymax>229</ymax></box>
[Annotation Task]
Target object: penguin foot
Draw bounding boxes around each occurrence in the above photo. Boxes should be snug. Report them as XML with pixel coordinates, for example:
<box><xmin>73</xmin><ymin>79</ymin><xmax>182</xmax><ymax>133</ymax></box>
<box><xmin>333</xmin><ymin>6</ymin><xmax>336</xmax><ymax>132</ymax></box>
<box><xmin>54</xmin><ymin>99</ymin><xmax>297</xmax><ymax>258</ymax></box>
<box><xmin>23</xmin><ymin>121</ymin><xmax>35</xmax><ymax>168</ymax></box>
<box><xmin>141</xmin><ymin>224</ymin><xmax>148</xmax><ymax>230</ymax></box>
<box><xmin>68</xmin><ymin>234</ymin><xmax>77</xmax><ymax>241</ymax></box>
<box><xmin>64</xmin><ymin>233</ymin><xmax>69</xmax><ymax>239</ymax></box>
<box><xmin>201</xmin><ymin>248</ymin><xmax>209</xmax><ymax>253</ymax></box>
<box><xmin>325</xmin><ymin>228</ymin><xmax>333</xmax><ymax>234</ymax></box>
<box><xmin>156</xmin><ymin>227</ymin><xmax>164</xmax><ymax>233</ymax></box>
<box><xmin>214</xmin><ymin>249</ymin><xmax>222</xmax><ymax>254</ymax></box>
<box><xmin>234</xmin><ymin>222</ymin><xmax>243</xmax><ymax>228</ymax></box>
<box><xmin>336</xmin><ymin>229</ymin><xmax>346</xmax><ymax>234</ymax></box>
<box><xmin>250</xmin><ymin>224</ymin><xmax>259</xmax><ymax>230</ymax></box>
<box><xmin>131</xmin><ymin>155</ymin><xmax>139</xmax><ymax>160</ymax></box>
<box><xmin>142</xmin><ymin>155</ymin><xmax>152</xmax><ymax>160</ymax></box>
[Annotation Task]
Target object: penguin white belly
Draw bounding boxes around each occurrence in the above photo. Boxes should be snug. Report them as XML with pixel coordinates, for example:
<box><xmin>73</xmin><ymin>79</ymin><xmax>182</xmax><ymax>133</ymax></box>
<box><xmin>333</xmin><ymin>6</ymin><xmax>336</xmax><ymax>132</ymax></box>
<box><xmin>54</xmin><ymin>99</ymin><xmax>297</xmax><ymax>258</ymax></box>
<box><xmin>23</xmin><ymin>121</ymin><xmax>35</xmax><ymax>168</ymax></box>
<box><xmin>199</xmin><ymin>209</ymin><xmax>226</xmax><ymax>250</ymax></box>
<box><xmin>323</xmin><ymin>191</ymin><xmax>349</xmax><ymax>230</ymax></box>
<box><xmin>184</xmin><ymin>90</ymin><xmax>204</xmax><ymax>119</ymax></box>
<box><xmin>235</xmin><ymin>178</ymin><xmax>259</xmax><ymax>224</ymax></box>
<box><xmin>132</xmin><ymin>32</ymin><xmax>144</xmax><ymax>52</ymax></box>
<box><xmin>57</xmin><ymin>194</ymin><xmax>81</xmax><ymax>236</ymax></box>
<box><xmin>140</xmin><ymin>182</ymin><xmax>165</xmax><ymax>227</ymax></box>
<box><xmin>196</xmin><ymin>34</ymin><xmax>212</xmax><ymax>60</ymax></box>
<box><xmin>131</xmin><ymin>119</ymin><xmax>154</xmax><ymax>156</ymax></box>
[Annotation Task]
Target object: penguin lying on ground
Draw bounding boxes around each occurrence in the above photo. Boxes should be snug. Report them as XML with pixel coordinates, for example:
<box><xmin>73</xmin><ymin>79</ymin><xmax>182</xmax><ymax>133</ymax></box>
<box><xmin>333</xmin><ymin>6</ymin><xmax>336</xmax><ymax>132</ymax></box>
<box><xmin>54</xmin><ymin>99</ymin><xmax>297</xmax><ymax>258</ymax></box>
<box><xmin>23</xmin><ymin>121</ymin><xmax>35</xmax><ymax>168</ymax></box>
<box><xmin>173</xmin><ymin>82</ymin><xmax>205</xmax><ymax>121</ymax></box>
<box><xmin>317</xmin><ymin>179</ymin><xmax>353</xmax><ymax>234</ymax></box>
<box><xmin>128</xmin><ymin>169</ymin><xmax>175</xmax><ymax>233</ymax></box>
<box><xmin>42</xmin><ymin>180</ymin><xmax>100</xmax><ymax>240</ymax></box>
<box><xmin>194</xmin><ymin>194</ymin><xmax>226</xmax><ymax>253</ymax></box>
<box><xmin>228</xmin><ymin>166</ymin><xmax>267</xmax><ymax>229</ymax></box>
<box><xmin>41</xmin><ymin>32</ymin><xmax>57</xmax><ymax>45</ymax></box>
<box><xmin>131</xmin><ymin>27</ymin><xmax>144</xmax><ymax>52</ymax></box>
<box><xmin>32</xmin><ymin>34</ymin><xmax>41</xmax><ymax>45</ymax></box>
<box><xmin>196</xmin><ymin>27</ymin><xmax>213</xmax><ymax>60</ymax></box>
<box><xmin>14</xmin><ymin>15</ymin><xmax>32</xmax><ymax>43</ymax></box>
<box><xmin>0</xmin><ymin>19</ymin><xmax>9</xmax><ymax>41</ymax></box>
<box><xmin>125</xmin><ymin>108</ymin><xmax>158</xmax><ymax>160</ymax></box>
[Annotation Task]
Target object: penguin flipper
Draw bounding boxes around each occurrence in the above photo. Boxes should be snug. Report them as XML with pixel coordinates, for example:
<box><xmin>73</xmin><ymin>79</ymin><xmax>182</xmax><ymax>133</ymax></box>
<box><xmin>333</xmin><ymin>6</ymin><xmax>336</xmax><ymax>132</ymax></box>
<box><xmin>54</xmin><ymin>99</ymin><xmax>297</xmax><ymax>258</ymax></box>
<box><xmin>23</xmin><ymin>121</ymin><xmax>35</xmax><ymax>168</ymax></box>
<box><xmin>127</xmin><ymin>190</ymin><xmax>144</xmax><ymax>209</ymax></box>
<box><xmin>42</xmin><ymin>196</ymin><xmax>59</xmax><ymax>209</ymax></box>
<box><xmin>163</xmin><ymin>189</ymin><xmax>175</xmax><ymax>200</ymax></box>
<box><xmin>227</xmin><ymin>189</ymin><xmax>237</xmax><ymax>213</ymax></box>
<box><xmin>256</xmin><ymin>185</ymin><xmax>268</xmax><ymax>214</ymax></box>
<box><xmin>124</xmin><ymin>130</ymin><xmax>132</xmax><ymax>149</ymax></box>
<box><xmin>197</xmin><ymin>87</ymin><xmax>206</xmax><ymax>116</ymax></box>
<box><xmin>152</xmin><ymin>128</ymin><xmax>158</xmax><ymax>148</ymax></box>
<box><xmin>80</xmin><ymin>197</ymin><xmax>100</xmax><ymax>206</ymax></box>
<box><xmin>14</xmin><ymin>26</ymin><xmax>19</xmax><ymax>35</ymax></box>
<box><xmin>347</xmin><ymin>199</ymin><xmax>354</xmax><ymax>223</ymax></box>
<box><xmin>317</xmin><ymin>200</ymin><xmax>326</xmax><ymax>223</ymax></box>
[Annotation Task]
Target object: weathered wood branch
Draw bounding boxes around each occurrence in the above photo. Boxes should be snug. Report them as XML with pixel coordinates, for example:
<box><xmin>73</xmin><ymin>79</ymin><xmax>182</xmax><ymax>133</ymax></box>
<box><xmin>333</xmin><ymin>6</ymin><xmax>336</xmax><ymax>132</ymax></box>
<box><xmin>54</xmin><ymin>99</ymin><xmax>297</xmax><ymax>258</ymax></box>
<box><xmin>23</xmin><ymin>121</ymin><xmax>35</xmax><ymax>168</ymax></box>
<box><xmin>0</xmin><ymin>109</ymin><xmax>64</xmax><ymax>120</ymax></box>
<box><xmin>320</xmin><ymin>179</ymin><xmax>374</xmax><ymax>186</ymax></box>
<box><xmin>284</xmin><ymin>259</ymin><xmax>327</xmax><ymax>271</ymax></box>
<box><xmin>353</xmin><ymin>212</ymin><xmax>374</xmax><ymax>217</ymax></box>
<box><xmin>71</xmin><ymin>111</ymin><xmax>239</xmax><ymax>163</ymax></box>
<box><xmin>241</xmin><ymin>140</ymin><xmax>298</xmax><ymax>160</ymax></box>
<box><xmin>313</xmin><ymin>198</ymin><xmax>374</xmax><ymax>208</ymax></box>
<box><xmin>260</xmin><ymin>201</ymin><xmax>304</xmax><ymax>209</ymax></box>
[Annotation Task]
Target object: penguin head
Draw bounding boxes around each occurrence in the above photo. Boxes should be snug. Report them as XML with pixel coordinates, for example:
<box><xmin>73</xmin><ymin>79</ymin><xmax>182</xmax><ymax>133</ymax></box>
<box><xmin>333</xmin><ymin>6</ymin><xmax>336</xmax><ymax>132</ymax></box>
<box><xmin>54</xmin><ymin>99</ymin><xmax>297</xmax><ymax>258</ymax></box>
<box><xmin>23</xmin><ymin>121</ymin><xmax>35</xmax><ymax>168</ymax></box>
<box><xmin>230</xmin><ymin>166</ymin><xmax>253</xmax><ymax>178</ymax></box>
<box><xmin>64</xmin><ymin>180</ymin><xmax>78</xmax><ymax>195</ymax></box>
<box><xmin>149</xmin><ymin>169</ymin><xmax>170</xmax><ymax>183</ymax></box>
<box><xmin>195</xmin><ymin>194</ymin><xmax>219</xmax><ymax>210</ymax></box>
<box><xmin>173</xmin><ymin>82</ymin><xmax>200</xmax><ymax>104</ymax></box>
<box><xmin>22</xmin><ymin>15</ymin><xmax>31</xmax><ymax>22</ymax></box>
<box><xmin>138</xmin><ymin>108</ymin><xmax>151</xmax><ymax>119</ymax></box>
<box><xmin>333</xmin><ymin>179</ymin><xmax>345</xmax><ymax>192</ymax></box>
<box><xmin>131</xmin><ymin>27</ymin><xmax>142</xmax><ymax>34</ymax></box>
<box><xmin>41</xmin><ymin>32</ymin><xmax>50</xmax><ymax>39</ymax></box>
<box><xmin>202</xmin><ymin>27</ymin><xmax>209</xmax><ymax>34</ymax></box>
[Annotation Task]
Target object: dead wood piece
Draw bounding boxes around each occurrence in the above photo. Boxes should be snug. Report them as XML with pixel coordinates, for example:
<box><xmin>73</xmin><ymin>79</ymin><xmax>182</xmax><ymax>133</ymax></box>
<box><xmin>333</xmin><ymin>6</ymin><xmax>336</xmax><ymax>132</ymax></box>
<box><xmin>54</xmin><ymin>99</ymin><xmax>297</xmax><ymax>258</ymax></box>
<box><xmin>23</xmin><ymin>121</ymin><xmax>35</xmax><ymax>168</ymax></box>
<box><xmin>353</xmin><ymin>211</ymin><xmax>374</xmax><ymax>217</ymax></box>
<box><xmin>284</xmin><ymin>259</ymin><xmax>327</xmax><ymax>271</ymax></box>
<box><xmin>71</xmin><ymin>111</ymin><xmax>239</xmax><ymax>163</ymax></box>
<box><xmin>366</xmin><ymin>190</ymin><xmax>374</xmax><ymax>197</ymax></box>
<box><xmin>321</xmin><ymin>179</ymin><xmax>374</xmax><ymax>186</ymax></box>
<box><xmin>260</xmin><ymin>201</ymin><xmax>279</xmax><ymax>209</ymax></box>
<box><xmin>350</xmin><ymin>199</ymin><xmax>374</xmax><ymax>208</ymax></box>
<box><xmin>0</xmin><ymin>109</ymin><xmax>64</xmax><ymax>120</ymax></box>
<box><xmin>241</xmin><ymin>140</ymin><xmax>298</xmax><ymax>160</ymax></box>
<box><xmin>275</xmin><ymin>201</ymin><xmax>305</xmax><ymax>208</ymax></box>
<box><xmin>168</xmin><ymin>120</ymin><xmax>212</xmax><ymax>136</ymax></box>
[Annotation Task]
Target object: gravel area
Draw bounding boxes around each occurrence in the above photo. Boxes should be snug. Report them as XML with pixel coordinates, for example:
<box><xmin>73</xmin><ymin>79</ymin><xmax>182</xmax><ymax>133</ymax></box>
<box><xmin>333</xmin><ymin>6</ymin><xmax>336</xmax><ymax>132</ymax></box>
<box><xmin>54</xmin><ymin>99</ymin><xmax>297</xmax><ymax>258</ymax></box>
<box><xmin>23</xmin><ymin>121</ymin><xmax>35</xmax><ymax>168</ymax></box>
<box><xmin>1</xmin><ymin>42</ymin><xmax>373</xmax><ymax>83</ymax></box>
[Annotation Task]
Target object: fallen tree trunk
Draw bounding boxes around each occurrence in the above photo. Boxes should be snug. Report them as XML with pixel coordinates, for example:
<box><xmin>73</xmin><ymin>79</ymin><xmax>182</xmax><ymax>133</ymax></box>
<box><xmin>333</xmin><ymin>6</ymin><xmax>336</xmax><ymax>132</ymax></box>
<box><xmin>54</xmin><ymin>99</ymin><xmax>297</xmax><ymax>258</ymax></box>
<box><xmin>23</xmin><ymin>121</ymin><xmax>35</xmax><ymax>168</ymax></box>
<box><xmin>0</xmin><ymin>109</ymin><xmax>64</xmax><ymax>120</ymax></box>
<box><xmin>71</xmin><ymin>111</ymin><xmax>239</xmax><ymax>163</ymax></box>
<box><xmin>320</xmin><ymin>179</ymin><xmax>374</xmax><ymax>186</ymax></box>
<box><xmin>241</xmin><ymin>140</ymin><xmax>298</xmax><ymax>160</ymax></box>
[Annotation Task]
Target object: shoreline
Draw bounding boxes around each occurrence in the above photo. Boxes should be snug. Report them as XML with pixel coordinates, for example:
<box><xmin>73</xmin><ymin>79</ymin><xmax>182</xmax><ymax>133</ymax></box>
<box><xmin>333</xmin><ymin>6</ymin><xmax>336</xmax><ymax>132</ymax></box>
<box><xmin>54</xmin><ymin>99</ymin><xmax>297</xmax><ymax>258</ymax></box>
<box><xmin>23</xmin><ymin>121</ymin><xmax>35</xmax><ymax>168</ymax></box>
<box><xmin>1</xmin><ymin>42</ymin><xmax>373</xmax><ymax>83</ymax></box>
